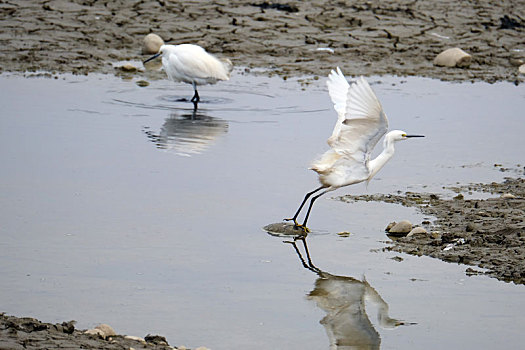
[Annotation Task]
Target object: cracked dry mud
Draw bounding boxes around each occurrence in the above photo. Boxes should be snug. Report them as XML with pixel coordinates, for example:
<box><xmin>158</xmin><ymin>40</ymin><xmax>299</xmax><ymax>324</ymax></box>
<box><xmin>1</xmin><ymin>0</ymin><xmax>524</xmax><ymax>83</ymax></box>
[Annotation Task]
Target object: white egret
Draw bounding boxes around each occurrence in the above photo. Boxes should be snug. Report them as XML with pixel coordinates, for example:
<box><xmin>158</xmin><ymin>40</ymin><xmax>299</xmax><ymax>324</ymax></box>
<box><xmin>285</xmin><ymin>68</ymin><xmax>424</xmax><ymax>232</ymax></box>
<box><xmin>144</xmin><ymin>44</ymin><xmax>233</xmax><ymax>103</ymax></box>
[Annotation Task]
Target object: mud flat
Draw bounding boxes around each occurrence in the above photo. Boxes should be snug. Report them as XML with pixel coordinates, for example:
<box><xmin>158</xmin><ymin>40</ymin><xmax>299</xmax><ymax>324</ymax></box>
<box><xmin>0</xmin><ymin>313</ymin><xmax>204</xmax><ymax>350</ymax></box>
<box><xmin>1</xmin><ymin>0</ymin><xmax>524</xmax><ymax>83</ymax></box>
<box><xmin>338</xmin><ymin>176</ymin><xmax>525</xmax><ymax>284</ymax></box>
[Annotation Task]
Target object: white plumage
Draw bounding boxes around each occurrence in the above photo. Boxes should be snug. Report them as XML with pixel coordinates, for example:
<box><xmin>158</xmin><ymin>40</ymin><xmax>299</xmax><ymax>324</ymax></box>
<box><xmin>144</xmin><ymin>44</ymin><xmax>233</xmax><ymax>103</ymax></box>
<box><xmin>285</xmin><ymin>68</ymin><xmax>424</xmax><ymax>232</ymax></box>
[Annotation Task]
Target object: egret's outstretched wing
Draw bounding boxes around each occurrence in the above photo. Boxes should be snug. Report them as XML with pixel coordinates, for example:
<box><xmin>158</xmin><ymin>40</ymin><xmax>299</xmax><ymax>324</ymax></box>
<box><xmin>327</xmin><ymin>73</ymin><xmax>388</xmax><ymax>164</ymax></box>
<box><xmin>327</xmin><ymin>67</ymin><xmax>350</xmax><ymax>118</ymax></box>
<box><xmin>326</xmin><ymin>67</ymin><xmax>350</xmax><ymax>144</ymax></box>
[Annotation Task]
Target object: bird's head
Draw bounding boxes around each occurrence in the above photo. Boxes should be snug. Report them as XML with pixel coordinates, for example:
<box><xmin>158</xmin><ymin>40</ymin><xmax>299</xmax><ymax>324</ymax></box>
<box><xmin>388</xmin><ymin>130</ymin><xmax>425</xmax><ymax>142</ymax></box>
<box><xmin>143</xmin><ymin>45</ymin><xmax>167</xmax><ymax>64</ymax></box>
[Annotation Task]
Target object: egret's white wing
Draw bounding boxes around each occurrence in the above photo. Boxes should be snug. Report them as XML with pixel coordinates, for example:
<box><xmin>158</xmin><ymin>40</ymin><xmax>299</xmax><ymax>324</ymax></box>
<box><xmin>327</xmin><ymin>67</ymin><xmax>350</xmax><ymax>117</ymax></box>
<box><xmin>326</xmin><ymin>67</ymin><xmax>349</xmax><ymax>144</ymax></box>
<box><xmin>328</xmin><ymin>75</ymin><xmax>388</xmax><ymax>164</ymax></box>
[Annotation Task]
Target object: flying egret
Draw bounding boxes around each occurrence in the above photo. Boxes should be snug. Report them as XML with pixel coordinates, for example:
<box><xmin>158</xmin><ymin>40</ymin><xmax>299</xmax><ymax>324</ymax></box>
<box><xmin>285</xmin><ymin>68</ymin><xmax>424</xmax><ymax>232</ymax></box>
<box><xmin>144</xmin><ymin>44</ymin><xmax>233</xmax><ymax>104</ymax></box>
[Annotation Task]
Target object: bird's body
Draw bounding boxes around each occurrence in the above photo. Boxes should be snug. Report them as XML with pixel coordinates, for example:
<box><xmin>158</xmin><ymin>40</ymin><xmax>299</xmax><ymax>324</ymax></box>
<box><xmin>144</xmin><ymin>44</ymin><xmax>233</xmax><ymax>103</ymax></box>
<box><xmin>285</xmin><ymin>68</ymin><xmax>424</xmax><ymax>232</ymax></box>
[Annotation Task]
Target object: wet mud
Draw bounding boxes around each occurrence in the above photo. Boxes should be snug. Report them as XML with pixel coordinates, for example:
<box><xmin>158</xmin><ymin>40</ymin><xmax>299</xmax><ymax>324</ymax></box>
<box><xmin>0</xmin><ymin>313</ymin><xmax>187</xmax><ymax>350</ymax></box>
<box><xmin>338</xmin><ymin>177</ymin><xmax>525</xmax><ymax>285</ymax></box>
<box><xmin>1</xmin><ymin>0</ymin><xmax>524</xmax><ymax>83</ymax></box>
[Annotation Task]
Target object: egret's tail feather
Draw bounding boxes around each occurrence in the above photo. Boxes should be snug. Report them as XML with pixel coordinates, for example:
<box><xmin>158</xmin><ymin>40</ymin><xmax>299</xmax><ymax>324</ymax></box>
<box><xmin>220</xmin><ymin>58</ymin><xmax>234</xmax><ymax>77</ymax></box>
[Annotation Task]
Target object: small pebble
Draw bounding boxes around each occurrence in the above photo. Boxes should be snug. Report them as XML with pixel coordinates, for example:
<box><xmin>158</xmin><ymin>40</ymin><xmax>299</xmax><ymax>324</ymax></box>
<box><xmin>119</xmin><ymin>64</ymin><xmax>137</xmax><ymax>72</ymax></box>
<box><xmin>453</xmin><ymin>193</ymin><xmax>464</xmax><ymax>200</ymax></box>
<box><xmin>519</xmin><ymin>64</ymin><xmax>525</xmax><ymax>74</ymax></box>
<box><xmin>337</xmin><ymin>231</ymin><xmax>351</xmax><ymax>237</ymax></box>
<box><xmin>466</xmin><ymin>222</ymin><xmax>478</xmax><ymax>232</ymax></box>
<box><xmin>501</xmin><ymin>193</ymin><xmax>516</xmax><ymax>199</ymax></box>
<box><xmin>433</xmin><ymin>48</ymin><xmax>472</xmax><ymax>68</ymax></box>
<box><xmin>430</xmin><ymin>231</ymin><xmax>442</xmax><ymax>240</ymax></box>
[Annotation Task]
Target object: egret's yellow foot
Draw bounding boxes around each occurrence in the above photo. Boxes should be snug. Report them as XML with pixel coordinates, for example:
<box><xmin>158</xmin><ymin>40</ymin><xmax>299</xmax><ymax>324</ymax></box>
<box><xmin>294</xmin><ymin>224</ymin><xmax>310</xmax><ymax>233</ymax></box>
<box><xmin>283</xmin><ymin>217</ymin><xmax>299</xmax><ymax>226</ymax></box>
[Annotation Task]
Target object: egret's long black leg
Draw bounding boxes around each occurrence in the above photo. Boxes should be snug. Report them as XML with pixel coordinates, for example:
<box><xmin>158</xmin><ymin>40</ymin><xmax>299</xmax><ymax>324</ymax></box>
<box><xmin>300</xmin><ymin>189</ymin><xmax>330</xmax><ymax>229</ymax></box>
<box><xmin>191</xmin><ymin>82</ymin><xmax>200</xmax><ymax>103</ymax></box>
<box><xmin>300</xmin><ymin>237</ymin><xmax>314</xmax><ymax>270</ymax></box>
<box><xmin>284</xmin><ymin>186</ymin><xmax>325</xmax><ymax>225</ymax></box>
<box><xmin>191</xmin><ymin>89</ymin><xmax>200</xmax><ymax>103</ymax></box>
<box><xmin>191</xmin><ymin>102</ymin><xmax>198</xmax><ymax>119</ymax></box>
<box><xmin>284</xmin><ymin>237</ymin><xmax>322</xmax><ymax>275</ymax></box>
<box><xmin>284</xmin><ymin>238</ymin><xmax>310</xmax><ymax>270</ymax></box>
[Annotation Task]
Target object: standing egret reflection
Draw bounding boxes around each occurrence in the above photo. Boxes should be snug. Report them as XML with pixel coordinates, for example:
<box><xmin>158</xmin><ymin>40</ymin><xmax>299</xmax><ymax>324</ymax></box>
<box><xmin>144</xmin><ymin>44</ymin><xmax>233</xmax><ymax>105</ymax></box>
<box><xmin>285</xmin><ymin>68</ymin><xmax>424</xmax><ymax>232</ymax></box>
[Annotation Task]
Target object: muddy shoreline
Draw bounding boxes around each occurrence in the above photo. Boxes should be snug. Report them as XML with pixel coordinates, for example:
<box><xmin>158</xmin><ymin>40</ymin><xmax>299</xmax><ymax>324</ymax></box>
<box><xmin>0</xmin><ymin>313</ymin><xmax>193</xmax><ymax>350</ymax></box>
<box><xmin>338</xmin><ymin>176</ymin><xmax>525</xmax><ymax>285</ymax></box>
<box><xmin>1</xmin><ymin>1</ymin><xmax>524</xmax><ymax>83</ymax></box>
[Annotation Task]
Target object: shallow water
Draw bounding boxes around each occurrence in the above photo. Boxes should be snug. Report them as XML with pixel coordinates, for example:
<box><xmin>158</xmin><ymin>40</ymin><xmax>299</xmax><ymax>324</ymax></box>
<box><xmin>1</xmin><ymin>71</ymin><xmax>524</xmax><ymax>349</ymax></box>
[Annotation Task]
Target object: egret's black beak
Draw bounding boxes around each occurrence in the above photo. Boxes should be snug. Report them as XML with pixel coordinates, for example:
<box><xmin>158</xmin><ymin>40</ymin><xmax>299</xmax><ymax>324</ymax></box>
<box><xmin>405</xmin><ymin>135</ymin><xmax>425</xmax><ymax>138</ymax></box>
<box><xmin>143</xmin><ymin>53</ymin><xmax>161</xmax><ymax>64</ymax></box>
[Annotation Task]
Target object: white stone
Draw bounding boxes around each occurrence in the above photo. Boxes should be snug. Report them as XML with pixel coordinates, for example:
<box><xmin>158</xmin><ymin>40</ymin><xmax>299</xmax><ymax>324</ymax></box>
<box><xmin>388</xmin><ymin>220</ymin><xmax>413</xmax><ymax>234</ymax></box>
<box><xmin>142</xmin><ymin>33</ymin><xmax>164</xmax><ymax>54</ymax></box>
<box><xmin>85</xmin><ymin>328</ymin><xmax>105</xmax><ymax>338</ymax></box>
<box><xmin>501</xmin><ymin>193</ymin><xmax>516</xmax><ymax>199</ymax></box>
<box><xmin>407</xmin><ymin>226</ymin><xmax>428</xmax><ymax>237</ymax></box>
<box><xmin>519</xmin><ymin>64</ymin><xmax>525</xmax><ymax>74</ymax></box>
<box><xmin>433</xmin><ymin>48</ymin><xmax>472</xmax><ymax>68</ymax></box>
<box><xmin>95</xmin><ymin>324</ymin><xmax>116</xmax><ymax>338</ymax></box>
<box><xmin>125</xmin><ymin>335</ymin><xmax>147</xmax><ymax>344</ymax></box>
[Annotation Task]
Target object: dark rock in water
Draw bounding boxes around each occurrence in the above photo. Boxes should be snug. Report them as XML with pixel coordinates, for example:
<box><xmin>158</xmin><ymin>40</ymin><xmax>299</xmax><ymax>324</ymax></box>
<box><xmin>263</xmin><ymin>222</ymin><xmax>306</xmax><ymax>237</ymax></box>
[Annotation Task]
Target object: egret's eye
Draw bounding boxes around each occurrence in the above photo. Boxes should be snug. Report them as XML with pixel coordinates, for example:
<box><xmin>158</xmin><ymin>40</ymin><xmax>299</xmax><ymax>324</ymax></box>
<box><xmin>402</xmin><ymin>133</ymin><xmax>407</xmax><ymax>137</ymax></box>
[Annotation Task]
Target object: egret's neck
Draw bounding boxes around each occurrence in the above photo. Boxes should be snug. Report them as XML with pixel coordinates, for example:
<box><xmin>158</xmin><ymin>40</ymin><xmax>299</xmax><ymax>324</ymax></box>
<box><xmin>367</xmin><ymin>136</ymin><xmax>396</xmax><ymax>181</ymax></box>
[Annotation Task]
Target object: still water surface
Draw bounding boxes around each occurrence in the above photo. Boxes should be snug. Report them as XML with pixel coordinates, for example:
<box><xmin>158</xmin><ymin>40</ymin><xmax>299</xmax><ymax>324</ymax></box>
<box><xmin>1</xmin><ymin>71</ymin><xmax>524</xmax><ymax>349</ymax></box>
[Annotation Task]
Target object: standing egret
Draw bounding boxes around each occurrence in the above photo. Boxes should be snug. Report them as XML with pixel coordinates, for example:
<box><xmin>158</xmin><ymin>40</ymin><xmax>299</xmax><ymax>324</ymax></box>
<box><xmin>144</xmin><ymin>44</ymin><xmax>233</xmax><ymax>104</ymax></box>
<box><xmin>285</xmin><ymin>68</ymin><xmax>424</xmax><ymax>232</ymax></box>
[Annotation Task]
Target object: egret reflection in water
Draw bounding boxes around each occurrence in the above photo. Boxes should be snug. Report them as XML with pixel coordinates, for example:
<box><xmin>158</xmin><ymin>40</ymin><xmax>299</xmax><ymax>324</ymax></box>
<box><xmin>285</xmin><ymin>237</ymin><xmax>412</xmax><ymax>350</ymax></box>
<box><xmin>143</xmin><ymin>108</ymin><xmax>228</xmax><ymax>157</ymax></box>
